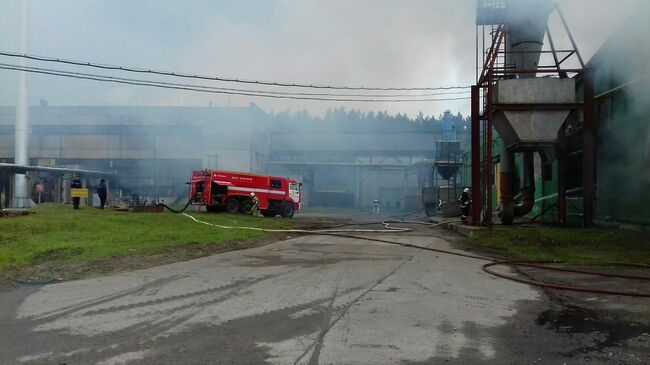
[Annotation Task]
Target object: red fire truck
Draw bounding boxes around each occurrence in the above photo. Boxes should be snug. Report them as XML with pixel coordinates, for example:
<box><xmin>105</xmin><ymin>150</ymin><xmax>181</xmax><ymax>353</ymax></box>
<box><xmin>189</xmin><ymin>170</ymin><xmax>302</xmax><ymax>217</ymax></box>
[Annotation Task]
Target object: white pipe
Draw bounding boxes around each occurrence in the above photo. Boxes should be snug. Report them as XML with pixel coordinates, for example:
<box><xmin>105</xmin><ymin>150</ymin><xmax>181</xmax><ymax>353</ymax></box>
<box><xmin>14</xmin><ymin>0</ymin><xmax>29</xmax><ymax>208</ymax></box>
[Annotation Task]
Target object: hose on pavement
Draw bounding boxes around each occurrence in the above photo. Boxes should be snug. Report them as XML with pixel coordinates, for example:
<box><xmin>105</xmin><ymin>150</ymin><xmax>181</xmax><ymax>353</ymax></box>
<box><xmin>181</xmin><ymin>213</ymin><xmax>416</xmax><ymax>234</ymax></box>
<box><xmin>181</xmin><ymin>213</ymin><xmax>650</xmax><ymax>298</ymax></box>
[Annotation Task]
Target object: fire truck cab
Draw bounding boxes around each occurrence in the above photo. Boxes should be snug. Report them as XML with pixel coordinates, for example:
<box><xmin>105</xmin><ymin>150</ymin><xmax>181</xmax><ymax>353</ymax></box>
<box><xmin>189</xmin><ymin>170</ymin><xmax>301</xmax><ymax>217</ymax></box>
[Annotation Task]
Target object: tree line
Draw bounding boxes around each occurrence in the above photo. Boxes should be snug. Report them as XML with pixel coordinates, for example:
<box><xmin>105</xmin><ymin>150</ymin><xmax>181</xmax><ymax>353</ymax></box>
<box><xmin>269</xmin><ymin>107</ymin><xmax>471</xmax><ymax>133</ymax></box>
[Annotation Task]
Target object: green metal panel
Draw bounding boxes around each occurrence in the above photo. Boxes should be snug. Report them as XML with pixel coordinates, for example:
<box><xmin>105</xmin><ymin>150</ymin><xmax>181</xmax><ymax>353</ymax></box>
<box><xmin>589</xmin><ymin>12</ymin><xmax>650</xmax><ymax>226</ymax></box>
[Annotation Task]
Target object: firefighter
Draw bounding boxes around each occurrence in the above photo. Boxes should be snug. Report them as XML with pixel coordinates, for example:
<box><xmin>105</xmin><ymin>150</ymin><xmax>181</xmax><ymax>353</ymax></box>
<box><xmin>372</xmin><ymin>199</ymin><xmax>380</xmax><ymax>214</ymax></box>
<box><xmin>459</xmin><ymin>187</ymin><xmax>471</xmax><ymax>224</ymax></box>
<box><xmin>250</xmin><ymin>192</ymin><xmax>259</xmax><ymax>217</ymax></box>
<box><xmin>71</xmin><ymin>175</ymin><xmax>83</xmax><ymax>209</ymax></box>
<box><xmin>96</xmin><ymin>179</ymin><xmax>108</xmax><ymax>209</ymax></box>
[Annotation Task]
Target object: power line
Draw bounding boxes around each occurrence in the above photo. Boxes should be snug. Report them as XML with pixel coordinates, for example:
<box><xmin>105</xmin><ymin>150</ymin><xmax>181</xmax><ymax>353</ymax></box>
<box><xmin>1</xmin><ymin>64</ymin><xmax>470</xmax><ymax>102</ymax></box>
<box><xmin>0</xmin><ymin>50</ymin><xmax>472</xmax><ymax>91</ymax></box>
<box><xmin>0</xmin><ymin>62</ymin><xmax>469</xmax><ymax>99</ymax></box>
<box><xmin>0</xmin><ymin>64</ymin><xmax>471</xmax><ymax>103</ymax></box>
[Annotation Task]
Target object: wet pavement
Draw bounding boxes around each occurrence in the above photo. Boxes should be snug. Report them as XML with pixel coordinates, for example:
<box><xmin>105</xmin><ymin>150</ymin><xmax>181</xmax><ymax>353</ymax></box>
<box><xmin>1</xmin><ymin>224</ymin><xmax>649</xmax><ymax>364</ymax></box>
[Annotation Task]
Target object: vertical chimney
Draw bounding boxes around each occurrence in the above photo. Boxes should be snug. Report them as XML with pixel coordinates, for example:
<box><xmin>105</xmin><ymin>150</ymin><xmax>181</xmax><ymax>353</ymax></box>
<box><xmin>14</xmin><ymin>0</ymin><xmax>29</xmax><ymax>208</ymax></box>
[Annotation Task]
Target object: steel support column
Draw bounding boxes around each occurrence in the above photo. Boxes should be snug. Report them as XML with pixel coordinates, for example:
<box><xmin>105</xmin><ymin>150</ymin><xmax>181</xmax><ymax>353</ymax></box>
<box><xmin>582</xmin><ymin>68</ymin><xmax>596</xmax><ymax>227</ymax></box>
<box><xmin>403</xmin><ymin>167</ymin><xmax>409</xmax><ymax>213</ymax></box>
<box><xmin>557</xmin><ymin>125</ymin><xmax>567</xmax><ymax>226</ymax></box>
<box><xmin>470</xmin><ymin>85</ymin><xmax>481</xmax><ymax>225</ymax></box>
<box><xmin>485</xmin><ymin>76</ymin><xmax>493</xmax><ymax>227</ymax></box>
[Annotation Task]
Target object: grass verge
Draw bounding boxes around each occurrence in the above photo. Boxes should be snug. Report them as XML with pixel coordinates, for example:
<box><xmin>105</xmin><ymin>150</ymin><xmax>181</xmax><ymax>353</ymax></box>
<box><xmin>0</xmin><ymin>203</ymin><xmax>292</xmax><ymax>272</ymax></box>
<box><xmin>469</xmin><ymin>227</ymin><xmax>650</xmax><ymax>265</ymax></box>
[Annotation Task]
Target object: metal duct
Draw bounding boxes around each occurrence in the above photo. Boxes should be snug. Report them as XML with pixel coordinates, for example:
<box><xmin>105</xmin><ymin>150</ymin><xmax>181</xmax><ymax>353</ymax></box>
<box><xmin>506</xmin><ymin>0</ymin><xmax>553</xmax><ymax>78</ymax></box>
<box><xmin>500</xmin><ymin>150</ymin><xmax>536</xmax><ymax>224</ymax></box>
<box><xmin>513</xmin><ymin>151</ymin><xmax>535</xmax><ymax>217</ymax></box>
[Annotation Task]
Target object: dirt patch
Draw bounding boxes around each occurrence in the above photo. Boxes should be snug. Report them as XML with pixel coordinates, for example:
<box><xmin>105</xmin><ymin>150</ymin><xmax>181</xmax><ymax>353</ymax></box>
<box><xmin>0</xmin><ymin>233</ymin><xmax>288</xmax><ymax>289</ymax></box>
<box><xmin>33</xmin><ymin>246</ymin><xmax>86</xmax><ymax>260</ymax></box>
<box><xmin>0</xmin><ymin>209</ymin><xmax>32</xmax><ymax>218</ymax></box>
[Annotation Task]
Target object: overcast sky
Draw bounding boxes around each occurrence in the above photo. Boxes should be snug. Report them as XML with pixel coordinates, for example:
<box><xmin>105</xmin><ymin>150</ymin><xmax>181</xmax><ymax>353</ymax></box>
<box><xmin>0</xmin><ymin>0</ymin><xmax>640</xmax><ymax>118</ymax></box>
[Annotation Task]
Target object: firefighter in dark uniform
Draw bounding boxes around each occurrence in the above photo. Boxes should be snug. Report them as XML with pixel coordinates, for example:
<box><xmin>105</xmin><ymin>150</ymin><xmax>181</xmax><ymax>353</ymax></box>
<box><xmin>459</xmin><ymin>187</ymin><xmax>471</xmax><ymax>224</ymax></box>
<box><xmin>96</xmin><ymin>179</ymin><xmax>108</xmax><ymax>209</ymax></box>
<box><xmin>250</xmin><ymin>192</ymin><xmax>259</xmax><ymax>217</ymax></box>
<box><xmin>71</xmin><ymin>175</ymin><xmax>83</xmax><ymax>209</ymax></box>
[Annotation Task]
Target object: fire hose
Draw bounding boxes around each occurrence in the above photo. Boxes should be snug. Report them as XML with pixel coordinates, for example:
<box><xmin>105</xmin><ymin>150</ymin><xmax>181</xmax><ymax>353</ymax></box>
<box><xmin>157</xmin><ymin>199</ymin><xmax>193</xmax><ymax>214</ymax></box>
<box><xmin>181</xmin><ymin>213</ymin><xmax>418</xmax><ymax>234</ymax></box>
<box><xmin>180</xmin><ymin>212</ymin><xmax>650</xmax><ymax>298</ymax></box>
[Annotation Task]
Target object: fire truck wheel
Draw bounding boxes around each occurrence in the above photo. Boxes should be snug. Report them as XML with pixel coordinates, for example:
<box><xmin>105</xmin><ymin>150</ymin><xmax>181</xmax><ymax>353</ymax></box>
<box><xmin>240</xmin><ymin>199</ymin><xmax>253</xmax><ymax>215</ymax></box>
<box><xmin>225</xmin><ymin>198</ymin><xmax>240</xmax><ymax>214</ymax></box>
<box><xmin>280</xmin><ymin>202</ymin><xmax>294</xmax><ymax>218</ymax></box>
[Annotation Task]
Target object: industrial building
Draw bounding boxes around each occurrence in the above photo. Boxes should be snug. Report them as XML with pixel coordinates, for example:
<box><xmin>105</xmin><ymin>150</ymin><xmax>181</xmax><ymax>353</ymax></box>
<box><xmin>267</xmin><ymin>129</ymin><xmax>450</xmax><ymax>211</ymax></box>
<box><xmin>0</xmin><ymin>104</ymin><xmax>270</xmax><ymax>206</ymax></box>
<box><xmin>471</xmin><ymin>0</ymin><xmax>650</xmax><ymax>227</ymax></box>
<box><xmin>583</xmin><ymin>13</ymin><xmax>650</xmax><ymax>226</ymax></box>
<box><xmin>0</xmin><ymin>104</ymin><xmax>466</xmax><ymax>210</ymax></box>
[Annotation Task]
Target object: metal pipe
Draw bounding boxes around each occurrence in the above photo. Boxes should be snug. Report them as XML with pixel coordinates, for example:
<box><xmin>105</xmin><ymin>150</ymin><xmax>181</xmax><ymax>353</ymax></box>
<box><xmin>0</xmin><ymin>163</ymin><xmax>114</xmax><ymax>176</ymax></box>
<box><xmin>499</xmin><ymin>148</ymin><xmax>515</xmax><ymax>224</ymax></box>
<box><xmin>534</xmin><ymin>186</ymin><xmax>583</xmax><ymax>203</ymax></box>
<box><xmin>594</xmin><ymin>73</ymin><xmax>650</xmax><ymax>100</ymax></box>
<box><xmin>514</xmin><ymin>151</ymin><xmax>535</xmax><ymax>217</ymax></box>
<box><xmin>500</xmin><ymin>150</ymin><xmax>535</xmax><ymax>223</ymax></box>
<box><xmin>486</xmin><ymin>75</ymin><xmax>494</xmax><ymax>227</ymax></box>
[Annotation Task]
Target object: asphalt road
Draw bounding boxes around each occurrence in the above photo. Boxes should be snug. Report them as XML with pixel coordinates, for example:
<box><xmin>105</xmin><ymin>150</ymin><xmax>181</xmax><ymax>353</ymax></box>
<box><xmin>1</xmin><ymin>225</ymin><xmax>649</xmax><ymax>364</ymax></box>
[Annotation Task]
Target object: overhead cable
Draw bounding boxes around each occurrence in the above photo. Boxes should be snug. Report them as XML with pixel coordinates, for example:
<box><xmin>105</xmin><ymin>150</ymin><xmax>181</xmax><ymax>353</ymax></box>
<box><xmin>0</xmin><ymin>64</ymin><xmax>471</xmax><ymax>103</ymax></box>
<box><xmin>0</xmin><ymin>50</ymin><xmax>472</xmax><ymax>91</ymax></box>
<box><xmin>0</xmin><ymin>62</ymin><xmax>469</xmax><ymax>98</ymax></box>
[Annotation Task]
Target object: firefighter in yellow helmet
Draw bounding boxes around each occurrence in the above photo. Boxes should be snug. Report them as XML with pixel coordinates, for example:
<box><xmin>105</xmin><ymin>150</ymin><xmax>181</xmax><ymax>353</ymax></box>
<box><xmin>249</xmin><ymin>192</ymin><xmax>259</xmax><ymax>217</ymax></box>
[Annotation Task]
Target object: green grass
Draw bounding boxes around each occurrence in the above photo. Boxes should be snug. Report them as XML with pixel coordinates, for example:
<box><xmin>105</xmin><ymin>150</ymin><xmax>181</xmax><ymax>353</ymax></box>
<box><xmin>469</xmin><ymin>227</ymin><xmax>650</xmax><ymax>265</ymax></box>
<box><xmin>0</xmin><ymin>204</ymin><xmax>292</xmax><ymax>271</ymax></box>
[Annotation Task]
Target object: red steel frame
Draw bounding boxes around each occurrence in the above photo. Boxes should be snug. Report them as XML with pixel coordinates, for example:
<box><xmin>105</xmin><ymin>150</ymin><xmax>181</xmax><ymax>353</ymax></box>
<box><xmin>470</xmin><ymin>3</ymin><xmax>592</xmax><ymax>227</ymax></box>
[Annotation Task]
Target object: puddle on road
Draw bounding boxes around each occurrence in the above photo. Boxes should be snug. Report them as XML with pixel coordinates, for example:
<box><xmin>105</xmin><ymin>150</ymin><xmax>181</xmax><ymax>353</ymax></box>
<box><xmin>536</xmin><ymin>305</ymin><xmax>650</xmax><ymax>357</ymax></box>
